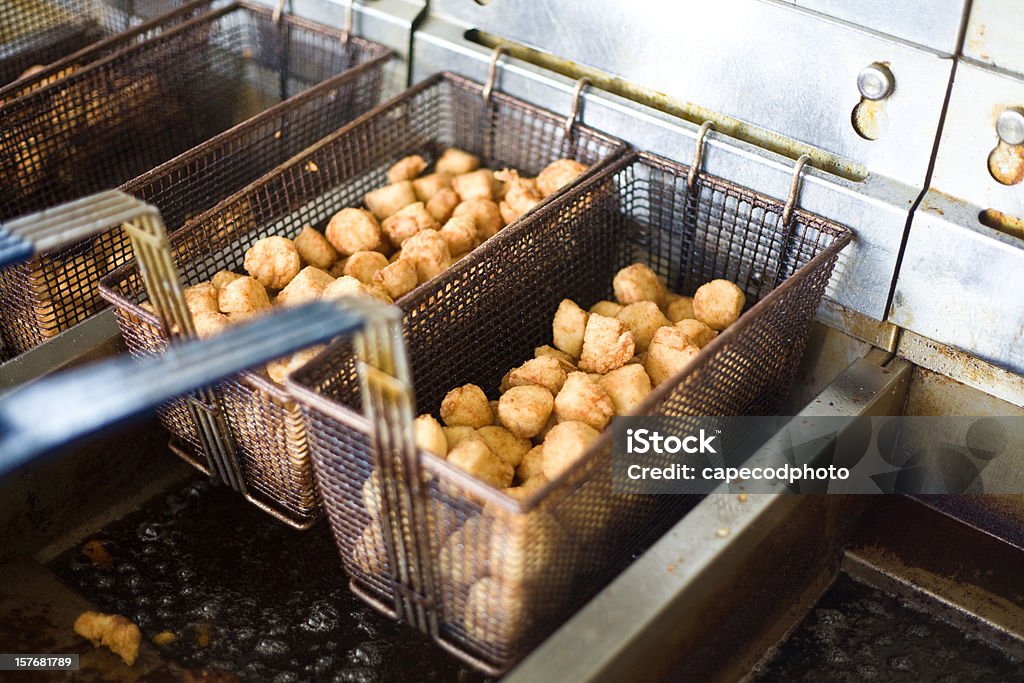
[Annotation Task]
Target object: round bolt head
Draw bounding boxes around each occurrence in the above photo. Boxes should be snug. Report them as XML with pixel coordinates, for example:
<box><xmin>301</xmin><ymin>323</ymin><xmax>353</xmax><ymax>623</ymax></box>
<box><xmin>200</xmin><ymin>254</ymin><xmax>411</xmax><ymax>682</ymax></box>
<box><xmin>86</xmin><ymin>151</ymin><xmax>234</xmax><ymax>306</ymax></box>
<box><xmin>996</xmin><ymin>108</ymin><xmax>1024</xmax><ymax>146</ymax></box>
<box><xmin>857</xmin><ymin>63</ymin><xmax>895</xmax><ymax>101</ymax></box>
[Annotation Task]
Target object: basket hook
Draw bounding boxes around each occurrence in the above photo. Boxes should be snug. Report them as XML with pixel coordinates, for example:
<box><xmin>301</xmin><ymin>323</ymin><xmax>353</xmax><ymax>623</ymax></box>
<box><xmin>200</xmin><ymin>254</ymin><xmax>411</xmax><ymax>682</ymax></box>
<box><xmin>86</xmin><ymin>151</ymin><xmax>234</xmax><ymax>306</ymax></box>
<box><xmin>564</xmin><ymin>77</ymin><xmax>591</xmax><ymax>138</ymax></box>
<box><xmin>482</xmin><ymin>45</ymin><xmax>507</xmax><ymax>106</ymax></box>
<box><xmin>341</xmin><ymin>0</ymin><xmax>355</xmax><ymax>46</ymax></box>
<box><xmin>782</xmin><ymin>154</ymin><xmax>812</xmax><ymax>227</ymax></box>
<box><xmin>686</xmin><ymin>121</ymin><xmax>716</xmax><ymax>195</ymax></box>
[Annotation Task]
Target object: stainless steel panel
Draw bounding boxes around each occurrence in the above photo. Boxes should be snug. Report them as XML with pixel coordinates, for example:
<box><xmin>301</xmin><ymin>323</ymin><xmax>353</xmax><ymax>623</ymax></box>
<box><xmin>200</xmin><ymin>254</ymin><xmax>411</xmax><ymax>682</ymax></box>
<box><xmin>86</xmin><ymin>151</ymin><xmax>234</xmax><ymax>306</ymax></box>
<box><xmin>428</xmin><ymin>0</ymin><xmax>953</xmax><ymax>189</ymax></box>
<box><xmin>963</xmin><ymin>0</ymin><xmax>1024</xmax><ymax>75</ymax></box>
<box><xmin>786</xmin><ymin>0</ymin><xmax>968</xmax><ymax>53</ymax></box>
<box><xmin>930</xmin><ymin>63</ymin><xmax>1024</xmax><ymax>213</ymax></box>
<box><xmin>413</xmin><ymin>21</ymin><xmax>921</xmax><ymax>320</ymax></box>
<box><xmin>890</xmin><ymin>197</ymin><xmax>1024</xmax><ymax>378</ymax></box>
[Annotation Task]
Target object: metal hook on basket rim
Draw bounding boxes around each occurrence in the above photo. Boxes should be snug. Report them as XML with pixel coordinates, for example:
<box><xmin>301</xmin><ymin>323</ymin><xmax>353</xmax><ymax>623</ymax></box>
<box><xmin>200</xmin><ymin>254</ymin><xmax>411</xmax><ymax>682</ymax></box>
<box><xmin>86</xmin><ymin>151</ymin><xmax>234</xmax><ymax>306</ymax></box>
<box><xmin>686</xmin><ymin>121</ymin><xmax>716</xmax><ymax>195</ymax></box>
<box><xmin>340</xmin><ymin>0</ymin><xmax>355</xmax><ymax>45</ymax></box>
<box><xmin>781</xmin><ymin>154</ymin><xmax>812</xmax><ymax>227</ymax></box>
<box><xmin>482</xmin><ymin>45</ymin><xmax>507</xmax><ymax>105</ymax></box>
<box><xmin>272</xmin><ymin>0</ymin><xmax>287</xmax><ymax>25</ymax></box>
<box><xmin>564</xmin><ymin>77</ymin><xmax>592</xmax><ymax>137</ymax></box>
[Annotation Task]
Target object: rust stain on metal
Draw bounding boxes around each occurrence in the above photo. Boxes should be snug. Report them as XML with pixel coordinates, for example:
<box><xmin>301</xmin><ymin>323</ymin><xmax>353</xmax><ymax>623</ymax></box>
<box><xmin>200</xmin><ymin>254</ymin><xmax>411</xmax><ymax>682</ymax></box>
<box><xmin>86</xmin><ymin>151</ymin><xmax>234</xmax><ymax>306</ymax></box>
<box><xmin>988</xmin><ymin>141</ymin><xmax>1024</xmax><ymax>186</ymax></box>
<box><xmin>979</xmin><ymin>208</ymin><xmax>1024</xmax><ymax>241</ymax></box>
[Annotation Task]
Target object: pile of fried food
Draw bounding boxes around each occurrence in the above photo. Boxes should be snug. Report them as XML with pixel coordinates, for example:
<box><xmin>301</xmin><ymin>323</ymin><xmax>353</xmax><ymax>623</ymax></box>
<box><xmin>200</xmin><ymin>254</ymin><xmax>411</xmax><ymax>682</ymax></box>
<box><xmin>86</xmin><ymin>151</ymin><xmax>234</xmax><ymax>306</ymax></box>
<box><xmin>354</xmin><ymin>263</ymin><xmax>747</xmax><ymax>643</ymax></box>
<box><xmin>167</xmin><ymin>148</ymin><xmax>587</xmax><ymax>383</ymax></box>
<box><xmin>411</xmin><ymin>262</ymin><xmax>747</xmax><ymax>495</ymax></box>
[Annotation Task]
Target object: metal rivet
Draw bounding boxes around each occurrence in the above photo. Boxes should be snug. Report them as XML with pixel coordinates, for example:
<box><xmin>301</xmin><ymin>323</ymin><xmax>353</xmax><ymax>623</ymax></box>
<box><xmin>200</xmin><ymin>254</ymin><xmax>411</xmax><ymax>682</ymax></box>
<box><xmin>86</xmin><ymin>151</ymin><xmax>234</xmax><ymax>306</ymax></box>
<box><xmin>857</xmin><ymin>63</ymin><xmax>894</xmax><ymax>101</ymax></box>
<box><xmin>996</xmin><ymin>109</ymin><xmax>1024</xmax><ymax>146</ymax></box>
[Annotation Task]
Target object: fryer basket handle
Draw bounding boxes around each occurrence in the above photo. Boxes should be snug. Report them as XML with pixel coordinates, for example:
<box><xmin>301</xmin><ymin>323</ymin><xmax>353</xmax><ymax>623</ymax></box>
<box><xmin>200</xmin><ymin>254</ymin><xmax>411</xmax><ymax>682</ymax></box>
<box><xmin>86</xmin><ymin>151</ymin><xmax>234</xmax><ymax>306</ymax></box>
<box><xmin>0</xmin><ymin>298</ymin><xmax>383</xmax><ymax>475</ymax></box>
<box><xmin>0</xmin><ymin>190</ymin><xmax>155</xmax><ymax>267</ymax></box>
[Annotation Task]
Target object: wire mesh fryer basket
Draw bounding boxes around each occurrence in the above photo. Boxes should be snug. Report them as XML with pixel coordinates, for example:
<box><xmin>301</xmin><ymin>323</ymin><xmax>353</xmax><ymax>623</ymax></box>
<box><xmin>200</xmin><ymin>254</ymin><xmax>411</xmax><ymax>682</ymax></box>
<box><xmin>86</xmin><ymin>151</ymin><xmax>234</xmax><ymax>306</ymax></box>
<box><xmin>288</xmin><ymin>150</ymin><xmax>852</xmax><ymax>673</ymax></box>
<box><xmin>0</xmin><ymin>1</ymin><xmax>212</xmax><ymax>100</ymax></box>
<box><xmin>0</xmin><ymin>1</ymin><xmax>389</xmax><ymax>357</ymax></box>
<box><xmin>0</xmin><ymin>0</ymin><xmax>195</xmax><ymax>86</ymax></box>
<box><xmin>98</xmin><ymin>71</ymin><xmax>627</xmax><ymax>528</ymax></box>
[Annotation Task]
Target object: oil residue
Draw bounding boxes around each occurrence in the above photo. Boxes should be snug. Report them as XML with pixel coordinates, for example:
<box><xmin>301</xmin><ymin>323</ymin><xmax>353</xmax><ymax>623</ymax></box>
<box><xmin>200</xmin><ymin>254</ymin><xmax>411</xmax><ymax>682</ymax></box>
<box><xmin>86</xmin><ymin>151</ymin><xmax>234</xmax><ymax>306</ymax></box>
<box><xmin>751</xmin><ymin>574</ymin><xmax>1022</xmax><ymax>681</ymax></box>
<box><xmin>51</xmin><ymin>478</ymin><xmax>490</xmax><ymax>683</ymax></box>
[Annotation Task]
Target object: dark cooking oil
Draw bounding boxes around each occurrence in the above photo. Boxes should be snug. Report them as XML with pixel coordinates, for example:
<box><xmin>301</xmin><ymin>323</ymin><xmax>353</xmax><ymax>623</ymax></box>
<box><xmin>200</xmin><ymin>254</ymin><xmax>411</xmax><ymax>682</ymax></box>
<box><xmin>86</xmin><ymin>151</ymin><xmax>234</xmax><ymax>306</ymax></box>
<box><xmin>751</xmin><ymin>574</ymin><xmax>1022</xmax><ymax>682</ymax></box>
<box><xmin>51</xmin><ymin>477</ymin><xmax>490</xmax><ymax>683</ymax></box>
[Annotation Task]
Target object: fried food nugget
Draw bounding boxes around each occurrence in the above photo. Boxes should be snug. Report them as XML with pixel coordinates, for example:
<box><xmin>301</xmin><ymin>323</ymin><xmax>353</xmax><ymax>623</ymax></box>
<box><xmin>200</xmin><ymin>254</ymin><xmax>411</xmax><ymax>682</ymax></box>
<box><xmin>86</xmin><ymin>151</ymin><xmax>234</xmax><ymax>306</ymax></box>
<box><xmin>616</xmin><ymin>301</ymin><xmax>671</xmax><ymax>352</ymax></box>
<box><xmin>244</xmin><ymin>236</ymin><xmax>301</xmax><ymax>290</ymax></box>
<box><xmin>507</xmin><ymin>356</ymin><xmax>567</xmax><ymax>396</ymax></box>
<box><xmin>447</xmin><ymin>438</ymin><xmax>514</xmax><ymax>488</ymax></box>
<box><xmin>675</xmin><ymin>318</ymin><xmax>718</xmax><ymax>348</ymax></box>
<box><xmin>412</xmin><ymin>172</ymin><xmax>452</xmax><ymax>202</ymax></box>
<box><xmin>597</xmin><ymin>364</ymin><xmax>652</xmax><ymax>415</ymax></box>
<box><xmin>294</xmin><ymin>225</ymin><xmax>339</xmax><ymax>270</ymax></box>
<box><xmin>589</xmin><ymin>300</ymin><xmax>623</xmax><ymax>317</ymax></box>
<box><xmin>438</xmin><ymin>216</ymin><xmax>479</xmax><ymax>256</ymax></box>
<box><xmin>372</xmin><ymin>258</ymin><xmax>418</xmax><ymax>299</ymax></box>
<box><xmin>503</xmin><ymin>473</ymin><xmax>548</xmax><ymax>501</ymax></box>
<box><xmin>352</xmin><ymin>522</ymin><xmax>388</xmax><ymax>576</ymax></box>
<box><xmin>401</xmin><ymin>229</ymin><xmax>452</xmax><ymax>283</ymax></box>
<box><xmin>275</xmin><ymin>266</ymin><xmax>335</xmax><ymax>306</ymax></box>
<box><xmin>211</xmin><ymin>270</ymin><xmax>243</xmax><ymax>290</ymax></box>
<box><xmin>218</xmin><ymin>275</ymin><xmax>271</xmax><ymax>314</ymax></box>
<box><xmin>364</xmin><ymin>181</ymin><xmax>417</xmax><ymax>220</ymax></box>
<box><xmin>74</xmin><ymin>611</ymin><xmax>141</xmax><ymax>666</ymax></box>
<box><xmin>541</xmin><ymin>421</ymin><xmax>600</xmax><ymax>480</ymax></box>
<box><xmin>578</xmin><ymin>313</ymin><xmax>635</xmax><ymax>374</ymax></box>
<box><xmin>452</xmin><ymin>199</ymin><xmax>503</xmax><ymax>239</ymax></box>
<box><xmin>517</xmin><ymin>445</ymin><xmax>545</xmax><ymax>482</ymax></box>
<box><xmin>443</xmin><ymin>425</ymin><xmax>479</xmax><ymax>451</ymax></box>
<box><xmin>435</xmin><ymin>147</ymin><xmax>480</xmax><ymax>176</ymax></box>
<box><xmin>343</xmin><ymin>251</ymin><xmax>389</xmax><ymax>285</ymax></box>
<box><xmin>536</xmin><ymin>158</ymin><xmax>588</xmax><ymax>197</ymax></box>
<box><xmin>184</xmin><ymin>282</ymin><xmax>219</xmax><ymax>315</ymax></box>
<box><xmin>191</xmin><ymin>311</ymin><xmax>231</xmax><ymax>338</ymax></box>
<box><xmin>322</xmin><ymin>275</ymin><xmax>392</xmax><ymax>304</ymax></box>
<box><xmin>552</xmin><ymin>299</ymin><xmax>589</xmax><ymax>358</ymax></box>
<box><xmin>440</xmin><ymin>517</ymin><xmax>488</xmax><ymax>588</ymax></box>
<box><xmin>554</xmin><ymin>372</ymin><xmax>615</xmax><ymax>431</ymax></box>
<box><xmin>387</xmin><ymin>154</ymin><xmax>428</xmax><ymax>184</ymax></box>
<box><xmin>326</xmin><ymin>208</ymin><xmax>384</xmax><ymax>256</ymax></box>
<box><xmin>266</xmin><ymin>344</ymin><xmax>326</xmax><ymax>384</ymax></box>
<box><xmin>613</xmin><ymin>262</ymin><xmax>666</xmax><ymax>305</ymax></box>
<box><xmin>414</xmin><ymin>414</ymin><xmax>448</xmax><ymax>458</ymax></box>
<box><xmin>440</xmin><ymin>384</ymin><xmax>493</xmax><ymax>428</ymax></box>
<box><xmin>494</xmin><ymin>168</ymin><xmax>542</xmax><ymax>222</ymax></box>
<box><xmin>665</xmin><ymin>295</ymin><xmax>696</xmax><ymax>322</ymax></box>
<box><xmin>533</xmin><ymin>345</ymin><xmax>576</xmax><ymax>371</ymax></box>
<box><xmin>381</xmin><ymin>201</ymin><xmax>439</xmax><ymax>247</ymax></box>
<box><xmin>477</xmin><ymin>425</ymin><xmax>531</xmax><ymax>467</ymax></box>
<box><xmin>693</xmin><ymin>279</ymin><xmax>745</xmax><ymax>330</ymax></box>
<box><xmin>645</xmin><ymin>326</ymin><xmax>700</xmax><ymax>385</ymax></box>
<box><xmin>452</xmin><ymin>169</ymin><xmax>497</xmax><ymax>202</ymax></box>
<box><xmin>498</xmin><ymin>385</ymin><xmax>554</xmax><ymax>439</ymax></box>
<box><xmin>426</xmin><ymin>187</ymin><xmax>460</xmax><ymax>224</ymax></box>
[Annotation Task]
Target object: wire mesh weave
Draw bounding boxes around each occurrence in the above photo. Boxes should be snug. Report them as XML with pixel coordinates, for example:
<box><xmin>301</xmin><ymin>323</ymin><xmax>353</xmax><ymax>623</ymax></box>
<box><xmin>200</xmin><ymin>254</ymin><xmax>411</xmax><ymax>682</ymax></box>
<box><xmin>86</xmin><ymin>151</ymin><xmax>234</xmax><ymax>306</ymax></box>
<box><xmin>0</xmin><ymin>1</ymin><xmax>389</xmax><ymax>357</ymax></box>
<box><xmin>0</xmin><ymin>0</ymin><xmax>195</xmax><ymax>86</ymax></box>
<box><xmin>98</xmin><ymin>72</ymin><xmax>627</xmax><ymax>528</ymax></box>
<box><xmin>288</xmin><ymin>150</ymin><xmax>852</xmax><ymax>673</ymax></box>
<box><xmin>0</xmin><ymin>1</ymin><xmax>212</xmax><ymax>100</ymax></box>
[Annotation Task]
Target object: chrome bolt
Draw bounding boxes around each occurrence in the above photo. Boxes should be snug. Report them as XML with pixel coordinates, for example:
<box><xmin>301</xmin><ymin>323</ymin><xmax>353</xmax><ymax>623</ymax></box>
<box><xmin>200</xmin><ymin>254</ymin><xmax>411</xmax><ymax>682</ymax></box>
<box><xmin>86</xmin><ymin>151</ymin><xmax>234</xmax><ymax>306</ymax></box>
<box><xmin>857</xmin><ymin>63</ymin><xmax>895</xmax><ymax>101</ymax></box>
<box><xmin>996</xmin><ymin>108</ymin><xmax>1024</xmax><ymax>146</ymax></box>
